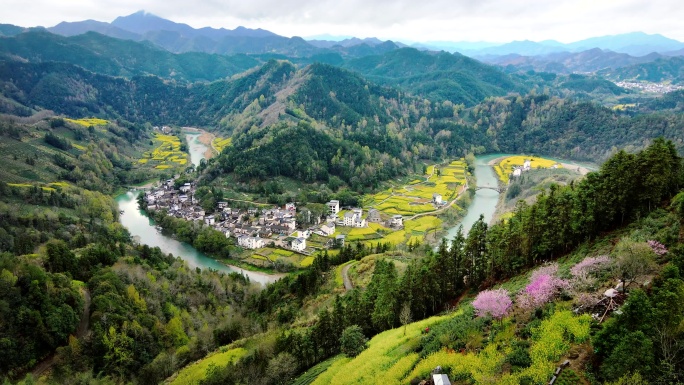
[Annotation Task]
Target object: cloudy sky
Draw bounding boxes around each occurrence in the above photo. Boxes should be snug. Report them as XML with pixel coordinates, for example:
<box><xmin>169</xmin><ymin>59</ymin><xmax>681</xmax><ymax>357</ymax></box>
<box><xmin>2</xmin><ymin>0</ymin><xmax>683</xmax><ymax>43</ymax></box>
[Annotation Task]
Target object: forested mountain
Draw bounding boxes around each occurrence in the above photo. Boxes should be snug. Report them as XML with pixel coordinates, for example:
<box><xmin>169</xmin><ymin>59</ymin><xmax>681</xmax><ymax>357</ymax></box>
<box><xmin>482</xmin><ymin>48</ymin><xmax>664</xmax><ymax>74</ymax></box>
<box><xmin>597</xmin><ymin>56</ymin><xmax>684</xmax><ymax>84</ymax></box>
<box><xmin>43</xmin><ymin>11</ymin><xmax>402</xmax><ymax>58</ymax></box>
<box><xmin>343</xmin><ymin>48</ymin><xmax>526</xmax><ymax>106</ymax></box>
<box><xmin>0</xmin><ymin>30</ymin><xmax>262</xmax><ymax>82</ymax></box>
<box><xmin>469</xmin><ymin>93</ymin><xmax>684</xmax><ymax>161</ymax></box>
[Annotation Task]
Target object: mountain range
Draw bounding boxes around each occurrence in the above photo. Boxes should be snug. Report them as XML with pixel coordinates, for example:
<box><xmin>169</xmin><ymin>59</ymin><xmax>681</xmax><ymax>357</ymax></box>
<box><xmin>448</xmin><ymin>32</ymin><xmax>684</xmax><ymax>57</ymax></box>
<box><xmin>45</xmin><ymin>11</ymin><xmax>403</xmax><ymax>58</ymax></box>
<box><xmin>2</xmin><ymin>11</ymin><xmax>684</xmax><ymax>87</ymax></box>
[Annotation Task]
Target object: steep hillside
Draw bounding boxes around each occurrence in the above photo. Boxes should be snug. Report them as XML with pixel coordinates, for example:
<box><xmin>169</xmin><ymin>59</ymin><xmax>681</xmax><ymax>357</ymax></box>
<box><xmin>343</xmin><ymin>48</ymin><xmax>526</xmax><ymax>106</ymax></box>
<box><xmin>470</xmin><ymin>94</ymin><xmax>684</xmax><ymax>161</ymax></box>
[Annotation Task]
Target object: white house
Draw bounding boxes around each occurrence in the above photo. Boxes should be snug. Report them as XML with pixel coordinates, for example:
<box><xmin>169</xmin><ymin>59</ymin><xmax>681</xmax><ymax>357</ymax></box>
<box><xmin>512</xmin><ymin>168</ymin><xmax>522</xmax><ymax>177</ymax></box>
<box><xmin>291</xmin><ymin>237</ymin><xmax>307</xmax><ymax>252</ymax></box>
<box><xmin>433</xmin><ymin>193</ymin><xmax>443</xmax><ymax>205</ymax></box>
<box><xmin>327</xmin><ymin>200</ymin><xmax>340</xmax><ymax>216</ymax></box>
<box><xmin>316</xmin><ymin>222</ymin><xmax>335</xmax><ymax>236</ymax></box>
<box><xmin>523</xmin><ymin>159</ymin><xmax>531</xmax><ymax>171</ymax></box>
<box><xmin>224</xmin><ymin>230</ymin><xmax>232</xmax><ymax>238</ymax></box>
<box><xmin>343</xmin><ymin>208</ymin><xmax>367</xmax><ymax>228</ymax></box>
<box><xmin>389</xmin><ymin>215</ymin><xmax>403</xmax><ymax>228</ymax></box>
<box><xmin>205</xmin><ymin>215</ymin><xmax>215</xmax><ymax>226</ymax></box>
<box><xmin>285</xmin><ymin>203</ymin><xmax>296</xmax><ymax>211</ymax></box>
<box><xmin>237</xmin><ymin>236</ymin><xmax>265</xmax><ymax>250</ymax></box>
<box><xmin>298</xmin><ymin>229</ymin><xmax>311</xmax><ymax>239</ymax></box>
<box><xmin>180</xmin><ymin>183</ymin><xmax>192</xmax><ymax>193</ymax></box>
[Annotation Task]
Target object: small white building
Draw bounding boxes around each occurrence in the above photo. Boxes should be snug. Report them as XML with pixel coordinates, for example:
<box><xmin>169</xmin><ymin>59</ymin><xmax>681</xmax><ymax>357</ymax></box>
<box><xmin>204</xmin><ymin>215</ymin><xmax>215</xmax><ymax>226</ymax></box>
<box><xmin>238</xmin><ymin>236</ymin><xmax>265</xmax><ymax>250</ymax></box>
<box><xmin>327</xmin><ymin>200</ymin><xmax>340</xmax><ymax>216</ymax></box>
<box><xmin>291</xmin><ymin>237</ymin><xmax>307</xmax><ymax>252</ymax></box>
<box><xmin>523</xmin><ymin>159</ymin><xmax>531</xmax><ymax>171</ymax></box>
<box><xmin>433</xmin><ymin>374</ymin><xmax>451</xmax><ymax>385</ymax></box>
<box><xmin>433</xmin><ymin>193</ymin><xmax>443</xmax><ymax>205</ymax></box>
<box><xmin>285</xmin><ymin>203</ymin><xmax>296</xmax><ymax>211</ymax></box>
<box><xmin>318</xmin><ymin>222</ymin><xmax>336</xmax><ymax>236</ymax></box>
<box><xmin>298</xmin><ymin>229</ymin><xmax>311</xmax><ymax>239</ymax></box>
<box><xmin>389</xmin><ymin>215</ymin><xmax>403</xmax><ymax>228</ymax></box>
<box><xmin>343</xmin><ymin>208</ymin><xmax>366</xmax><ymax>228</ymax></box>
<box><xmin>180</xmin><ymin>183</ymin><xmax>192</xmax><ymax>193</ymax></box>
<box><xmin>512</xmin><ymin>168</ymin><xmax>522</xmax><ymax>178</ymax></box>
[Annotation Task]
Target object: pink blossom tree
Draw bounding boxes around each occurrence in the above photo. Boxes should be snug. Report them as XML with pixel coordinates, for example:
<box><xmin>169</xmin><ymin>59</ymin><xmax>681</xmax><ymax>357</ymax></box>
<box><xmin>473</xmin><ymin>288</ymin><xmax>512</xmax><ymax>320</ymax></box>
<box><xmin>517</xmin><ymin>263</ymin><xmax>570</xmax><ymax>309</ymax></box>
<box><xmin>570</xmin><ymin>255</ymin><xmax>611</xmax><ymax>290</ymax></box>
<box><xmin>647</xmin><ymin>240</ymin><xmax>668</xmax><ymax>256</ymax></box>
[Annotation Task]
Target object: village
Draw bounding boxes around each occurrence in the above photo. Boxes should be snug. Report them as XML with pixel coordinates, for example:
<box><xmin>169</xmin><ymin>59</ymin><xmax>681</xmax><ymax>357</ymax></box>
<box><xmin>141</xmin><ymin>178</ymin><xmax>439</xmax><ymax>257</ymax></box>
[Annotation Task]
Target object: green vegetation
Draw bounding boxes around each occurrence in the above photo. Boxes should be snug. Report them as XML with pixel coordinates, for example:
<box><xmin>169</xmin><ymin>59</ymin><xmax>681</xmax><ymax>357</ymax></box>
<box><xmin>3</xmin><ymin>26</ymin><xmax>684</xmax><ymax>385</ymax></box>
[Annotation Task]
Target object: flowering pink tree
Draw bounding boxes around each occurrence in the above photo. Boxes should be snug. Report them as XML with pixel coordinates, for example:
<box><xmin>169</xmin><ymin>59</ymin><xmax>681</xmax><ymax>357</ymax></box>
<box><xmin>570</xmin><ymin>255</ymin><xmax>611</xmax><ymax>278</ymax></box>
<box><xmin>647</xmin><ymin>240</ymin><xmax>668</xmax><ymax>256</ymax></box>
<box><xmin>473</xmin><ymin>288</ymin><xmax>512</xmax><ymax>320</ymax></box>
<box><xmin>517</xmin><ymin>263</ymin><xmax>570</xmax><ymax>309</ymax></box>
<box><xmin>569</xmin><ymin>255</ymin><xmax>611</xmax><ymax>290</ymax></box>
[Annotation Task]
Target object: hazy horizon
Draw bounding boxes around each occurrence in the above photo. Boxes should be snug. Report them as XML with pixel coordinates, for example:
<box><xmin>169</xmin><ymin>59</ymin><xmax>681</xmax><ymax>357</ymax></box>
<box><xmin>2</xmin><ymin>0</ymin><xmax>683</xmax><ymax>44</ymax></box>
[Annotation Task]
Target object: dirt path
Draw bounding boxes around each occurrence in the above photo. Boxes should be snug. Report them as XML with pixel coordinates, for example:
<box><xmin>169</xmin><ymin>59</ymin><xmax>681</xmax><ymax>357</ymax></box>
<box><xmin>341</xmin><ymin>263</ymin><xmax>354</xmax><ymax>291</ymax></box>
<box><xmin>32</xmin><ymin>287</ymin><xmax>91</xmax><ymax>378</ymax></box>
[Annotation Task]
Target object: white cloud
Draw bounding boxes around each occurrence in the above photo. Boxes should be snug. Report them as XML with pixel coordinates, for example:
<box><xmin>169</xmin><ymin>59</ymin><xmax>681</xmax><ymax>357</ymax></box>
<box><xmin>0</xmin><ymin>0</ymin><xmax>682</xmax><ymax>43</ymax></box>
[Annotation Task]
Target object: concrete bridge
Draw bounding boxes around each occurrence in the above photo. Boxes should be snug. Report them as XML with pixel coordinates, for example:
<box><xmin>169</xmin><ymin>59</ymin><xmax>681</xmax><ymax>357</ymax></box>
<box><xmin>474</xmin><ymin>186</ymin><xmax>505</xmax><ymax>193</ymax></box>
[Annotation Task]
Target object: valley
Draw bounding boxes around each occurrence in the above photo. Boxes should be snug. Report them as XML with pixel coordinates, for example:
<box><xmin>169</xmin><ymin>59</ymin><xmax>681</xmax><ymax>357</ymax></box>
<box><xmin>0</xmin><ymin>10</ymin><xmax>683</xmax><ymax>385</ymax></box>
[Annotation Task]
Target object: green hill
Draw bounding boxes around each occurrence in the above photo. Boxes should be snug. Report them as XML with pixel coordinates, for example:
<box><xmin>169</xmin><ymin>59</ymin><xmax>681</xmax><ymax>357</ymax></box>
<box><xmin>343</xmin><ymin>48</ymin><xmax>527</xmax><ymax>106</ymax></box>
<box><xmin>598</xmin><ymin>56</ymin><xmax>684</xmax><ymax>84</ymax></box>
<box><xmin>0</xmin><ymin>30</ymin><xmax>262</xmax><ymax>82</ymax></box>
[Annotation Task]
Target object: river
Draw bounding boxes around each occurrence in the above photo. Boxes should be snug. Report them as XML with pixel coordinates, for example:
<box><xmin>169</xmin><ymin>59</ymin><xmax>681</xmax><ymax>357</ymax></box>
<box><xmin>116</xmin><ymin>129</ymin><xmax>281</xmax><ymax>285</ymax></box>
<box><xmin>441</xmin><ymin>154</ymin><xmax>596</xmax><ymax>242</ymax></box>
<box><xmin>184</xmin><ymin>130</ymin><xmax>209</xmax><ymax>167</ymax></box>
<box><xmin>442</xmin><ymin>154</ymin><xmax>503</xmax><ymax>241</ymax></box>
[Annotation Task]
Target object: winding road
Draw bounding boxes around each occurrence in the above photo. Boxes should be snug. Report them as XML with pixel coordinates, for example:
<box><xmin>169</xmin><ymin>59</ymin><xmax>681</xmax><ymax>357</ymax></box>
<box><xmin>341</xmin><ymin>263</ymin><xmax>354</xmax><ymax>291</ymax></box>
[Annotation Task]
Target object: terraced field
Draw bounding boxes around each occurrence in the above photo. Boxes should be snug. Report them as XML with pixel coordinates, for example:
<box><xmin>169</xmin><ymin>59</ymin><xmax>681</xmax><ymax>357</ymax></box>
<box><xmin>65</xmin><ymin>118</ymin><xmax>108</xmax><ymax>127</ymax></box>
<box><xmin>138</xmin><ymin>133</ymin><xmax>188</xmax><ymax>170</ymax></box>
<box><xmin>357</xmin><ymin>159</ymin><xmax>466</xmax><ymax>246</ymax></box>
<box><xmin>212</xmin><ymin>137</ymin><xmax>232</xmax><ymax>153</ymax></box>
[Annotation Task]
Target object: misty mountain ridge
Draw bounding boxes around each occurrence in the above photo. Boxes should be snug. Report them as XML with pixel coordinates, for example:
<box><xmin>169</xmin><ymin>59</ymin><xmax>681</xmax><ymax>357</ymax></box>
<box><xmin>481</xmin><ymin>48</ymin><xmax>667</xmax><ymax>74</ymax></box>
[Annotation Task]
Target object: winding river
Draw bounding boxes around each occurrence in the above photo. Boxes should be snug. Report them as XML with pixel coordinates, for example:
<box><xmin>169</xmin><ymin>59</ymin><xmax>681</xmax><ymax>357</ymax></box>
<box><xmin>442</xmin><ymin>154</ymin><xmax>502</xmax><ymax>241</ymax></box>
<box><xmin>116</xmin><ymin>129</ymin><xmax>281</xmax><ymax>285</ymax></box>
<box><xmin>441</xmin><ymin>154</ymin><xmax>596</xmax><ymax>242</ymax></box>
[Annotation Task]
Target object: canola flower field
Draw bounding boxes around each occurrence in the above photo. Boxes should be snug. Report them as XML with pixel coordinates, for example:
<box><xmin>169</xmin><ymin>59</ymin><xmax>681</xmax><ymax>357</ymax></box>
<box><xmin>138</xmin><ymin>133</ymin><xmax>188</xmax><ymax>170</ymax></box>
<box><xmin>494</xmin><ymin>155</ymin><xmax>560</xmax><ymax>184</ymax></box>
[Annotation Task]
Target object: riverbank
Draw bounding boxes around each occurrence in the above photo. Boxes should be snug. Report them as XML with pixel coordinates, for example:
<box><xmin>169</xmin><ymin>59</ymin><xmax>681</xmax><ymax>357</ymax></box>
<box><xmin>116</xmin><ymin>191</ymin><xmax>283</xmax><ymax>285</ymax></box>
<box><xmin>183</xmin><ymin>127</ymin><xmax>216</xmax><ymax>162</ymax></box>
<box><xmin>196</xmin><ymin>131</ymin><xmax>216</xmax><ymax>159</ymax></box>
